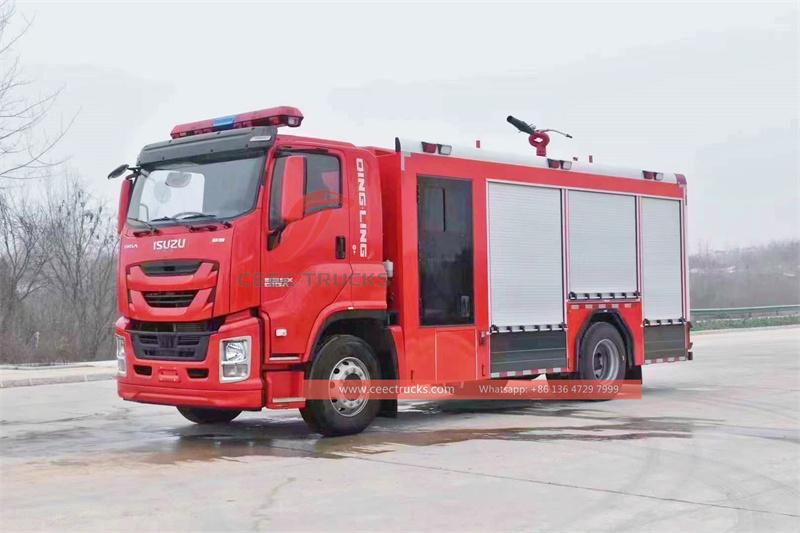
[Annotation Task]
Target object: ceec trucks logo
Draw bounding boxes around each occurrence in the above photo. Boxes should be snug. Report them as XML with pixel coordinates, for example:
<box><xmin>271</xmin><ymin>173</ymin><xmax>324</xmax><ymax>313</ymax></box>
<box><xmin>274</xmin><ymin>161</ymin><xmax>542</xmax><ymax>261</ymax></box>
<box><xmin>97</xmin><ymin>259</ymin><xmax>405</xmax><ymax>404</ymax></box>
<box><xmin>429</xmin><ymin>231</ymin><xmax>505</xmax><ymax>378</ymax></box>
<box><xmin>153</xmin><ymin>238</ymin><xmax>186</xmax><ymax>251</ymax></box>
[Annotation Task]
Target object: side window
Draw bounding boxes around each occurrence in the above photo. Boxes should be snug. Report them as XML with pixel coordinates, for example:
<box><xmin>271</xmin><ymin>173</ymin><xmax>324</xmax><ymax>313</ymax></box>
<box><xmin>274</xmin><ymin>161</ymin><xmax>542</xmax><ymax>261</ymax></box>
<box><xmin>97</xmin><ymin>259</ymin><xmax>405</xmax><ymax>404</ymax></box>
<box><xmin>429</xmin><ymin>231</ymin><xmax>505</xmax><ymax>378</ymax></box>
<box><xmin>304</xmin><ymin>154</ymin><xmax>342</xmax><ymax>216</ymax></box>
<box><xmin>269</xmin><ymin>153</ymin><xmax>342</xmax><ymax>228</ymax></box>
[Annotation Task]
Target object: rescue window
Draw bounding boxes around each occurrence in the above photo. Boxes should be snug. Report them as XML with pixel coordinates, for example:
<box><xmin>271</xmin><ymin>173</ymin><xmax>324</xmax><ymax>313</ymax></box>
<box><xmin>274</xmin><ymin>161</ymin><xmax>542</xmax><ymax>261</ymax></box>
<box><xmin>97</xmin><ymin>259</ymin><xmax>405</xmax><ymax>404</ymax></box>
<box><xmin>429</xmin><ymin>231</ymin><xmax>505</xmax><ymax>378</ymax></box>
<box><xmin>269</xmin><ymin>153</ymin><xmax>342</xmax><ymax>228</ymax></box>
<box><xmin>418</xmin><ymin>176</ymin><xmax>474</xmax><ymax>326</ymax></box>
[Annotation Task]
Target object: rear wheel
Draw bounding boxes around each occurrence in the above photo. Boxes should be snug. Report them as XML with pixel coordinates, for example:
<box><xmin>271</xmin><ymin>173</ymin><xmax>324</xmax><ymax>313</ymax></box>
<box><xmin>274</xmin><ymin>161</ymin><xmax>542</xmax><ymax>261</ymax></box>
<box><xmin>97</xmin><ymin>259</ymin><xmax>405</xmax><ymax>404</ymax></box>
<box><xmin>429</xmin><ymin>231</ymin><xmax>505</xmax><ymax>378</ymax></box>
<box><xmin>577</xmin><ymin>322</ymin><xmax>626</xmax><ymax>381</ymax></box>
<box><xmin>300</xmin><ymin>334</ymin><xmax>381</xmax><ymax>437</ymax></box>
<box><xmin>177</xmin><ymin>406</ymin><xmax>241</xmax><ymax>424</ymax></box>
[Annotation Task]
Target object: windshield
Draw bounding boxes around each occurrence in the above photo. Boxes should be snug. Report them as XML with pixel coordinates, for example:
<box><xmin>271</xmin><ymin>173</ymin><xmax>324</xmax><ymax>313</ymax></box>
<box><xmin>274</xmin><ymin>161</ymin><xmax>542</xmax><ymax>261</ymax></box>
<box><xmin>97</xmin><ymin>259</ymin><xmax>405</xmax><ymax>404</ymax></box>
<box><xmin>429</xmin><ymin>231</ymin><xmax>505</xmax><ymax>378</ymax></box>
<box><xmin>128</xmin><ymin>155</ymin><xmax>265</xmax><ymax>224</ymax></box>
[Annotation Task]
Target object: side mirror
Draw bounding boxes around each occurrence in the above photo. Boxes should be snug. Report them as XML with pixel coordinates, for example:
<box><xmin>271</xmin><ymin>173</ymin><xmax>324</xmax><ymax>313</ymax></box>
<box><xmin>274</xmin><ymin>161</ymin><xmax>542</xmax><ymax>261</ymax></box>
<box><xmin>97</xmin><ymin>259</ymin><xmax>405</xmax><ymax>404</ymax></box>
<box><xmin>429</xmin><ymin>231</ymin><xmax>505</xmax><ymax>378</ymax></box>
<box><xmin>117</xmin><ymin>178</ymin><xmax>133</xmax><ymax>234</ymax></box>
<box><xmin>280</xmin><ymin>155</ymin><xmax>305</xmax><ymax>225</ymax></box>
<box><xmin>108</xmin><ymin>164</ymin><xmax>129</xmax><ymax>180</ymax></box>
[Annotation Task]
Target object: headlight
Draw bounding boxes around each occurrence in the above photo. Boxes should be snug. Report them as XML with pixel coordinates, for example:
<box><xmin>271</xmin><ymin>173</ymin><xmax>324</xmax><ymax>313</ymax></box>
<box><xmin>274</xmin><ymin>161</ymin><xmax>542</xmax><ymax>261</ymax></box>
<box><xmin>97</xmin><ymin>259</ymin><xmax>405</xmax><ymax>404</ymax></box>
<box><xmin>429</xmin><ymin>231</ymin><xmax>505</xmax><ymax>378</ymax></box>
<box><xmin>220</xmin><ymin>338</ymin><xmax>251</xmax><ymax>382</ymax></box>
<box><xmin>115</xmin><ymin>335</ymin><xmax>126</xmax><ymax>376</ymax></box>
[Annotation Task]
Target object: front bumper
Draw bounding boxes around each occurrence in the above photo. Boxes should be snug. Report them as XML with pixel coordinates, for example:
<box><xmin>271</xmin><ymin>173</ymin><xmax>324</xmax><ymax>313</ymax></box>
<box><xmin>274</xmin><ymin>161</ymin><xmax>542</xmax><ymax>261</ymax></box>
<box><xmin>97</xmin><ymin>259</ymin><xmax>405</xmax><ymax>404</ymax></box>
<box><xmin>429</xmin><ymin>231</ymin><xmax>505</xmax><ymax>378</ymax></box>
<box><xmin>115</xmin><ymin>315</ymin><xmax>264</xmax><ymax>410</ymax></box>
<box><xmin>118</xmin><ymin>383</ymin><xmax>263</xmax><ymax>410</ymax></box>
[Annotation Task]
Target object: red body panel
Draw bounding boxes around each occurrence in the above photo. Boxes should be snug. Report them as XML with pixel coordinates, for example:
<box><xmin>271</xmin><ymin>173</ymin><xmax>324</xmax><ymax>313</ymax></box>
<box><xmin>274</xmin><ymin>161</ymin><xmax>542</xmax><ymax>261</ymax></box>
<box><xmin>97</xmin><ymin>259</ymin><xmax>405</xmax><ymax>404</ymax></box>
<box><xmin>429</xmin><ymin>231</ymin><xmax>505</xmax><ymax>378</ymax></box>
<box><xmin>376</xmin><ymin>150</ymin><xmax>686</xmax><ymax>381</ymax></box>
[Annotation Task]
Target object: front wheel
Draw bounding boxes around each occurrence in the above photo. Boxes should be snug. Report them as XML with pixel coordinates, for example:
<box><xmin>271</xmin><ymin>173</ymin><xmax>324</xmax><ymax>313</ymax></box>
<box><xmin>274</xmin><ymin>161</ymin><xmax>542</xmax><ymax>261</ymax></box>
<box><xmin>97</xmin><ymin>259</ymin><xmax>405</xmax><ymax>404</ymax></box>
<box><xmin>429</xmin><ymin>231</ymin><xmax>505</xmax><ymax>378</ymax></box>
<box><xmin>300</xmin><ymin>334</ymin><xmax>381</xmax><ymax>437</ymax></box>
<box><xmin>177</xmin><ymin>406</ymin><xmax>241</xmax><ymax>424</ymax></box>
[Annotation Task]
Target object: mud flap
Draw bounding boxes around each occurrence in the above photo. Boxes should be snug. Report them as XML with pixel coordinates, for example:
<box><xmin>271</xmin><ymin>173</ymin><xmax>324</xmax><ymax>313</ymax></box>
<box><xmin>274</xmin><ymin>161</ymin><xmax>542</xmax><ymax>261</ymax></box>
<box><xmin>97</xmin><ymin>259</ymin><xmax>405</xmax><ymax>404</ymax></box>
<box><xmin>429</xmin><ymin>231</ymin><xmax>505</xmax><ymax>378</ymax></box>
<box><xmin>624</xmin><ymin>364</ymin><xmax>643</xmax><ymax>382</ymax></box>
<box><xmin>378</xmin><ymin>399</ymin><xmax>398</xmax><ymax>418</ymax></box>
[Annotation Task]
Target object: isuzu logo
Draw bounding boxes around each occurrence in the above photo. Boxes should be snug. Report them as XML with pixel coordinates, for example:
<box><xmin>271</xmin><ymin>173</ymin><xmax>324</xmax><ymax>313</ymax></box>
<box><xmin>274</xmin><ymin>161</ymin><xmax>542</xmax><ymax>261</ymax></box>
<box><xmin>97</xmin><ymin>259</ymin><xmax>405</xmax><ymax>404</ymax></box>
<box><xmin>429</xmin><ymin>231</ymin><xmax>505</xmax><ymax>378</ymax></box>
<box><xmin>153</xmin><ymin>238</ymin><xmax>186</xmax><ymax>251</ymax></box>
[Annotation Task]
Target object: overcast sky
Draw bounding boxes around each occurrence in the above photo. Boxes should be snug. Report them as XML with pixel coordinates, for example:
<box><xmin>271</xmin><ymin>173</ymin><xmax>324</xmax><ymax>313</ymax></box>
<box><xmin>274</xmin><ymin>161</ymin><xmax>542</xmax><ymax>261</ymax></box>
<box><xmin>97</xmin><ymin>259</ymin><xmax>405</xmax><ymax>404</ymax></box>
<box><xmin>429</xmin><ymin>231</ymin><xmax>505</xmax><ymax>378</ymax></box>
<box><xmin>10</xmin><ymin>0</ymin><xmax>800</xmax><ymax>251</ymax></box>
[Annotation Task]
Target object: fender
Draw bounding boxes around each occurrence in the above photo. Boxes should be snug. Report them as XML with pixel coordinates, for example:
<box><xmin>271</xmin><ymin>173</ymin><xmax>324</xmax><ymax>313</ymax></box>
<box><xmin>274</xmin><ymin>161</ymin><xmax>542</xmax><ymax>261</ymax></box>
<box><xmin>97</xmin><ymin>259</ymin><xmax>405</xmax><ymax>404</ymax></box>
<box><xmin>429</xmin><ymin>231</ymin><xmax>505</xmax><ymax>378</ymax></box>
<box><xmin>575</xmin><ymin>309</ymin><xmax>636</xmax><ymax>368</ymax></box>
<box><xmin>304</xmin><ymin>308</ymin><xmax>399</xmax><ymax>379</ymax></box>
<box><xmin>302</xmin><ymin>302</ymin><xmax>387</xmax><ymax>362</ymax></box>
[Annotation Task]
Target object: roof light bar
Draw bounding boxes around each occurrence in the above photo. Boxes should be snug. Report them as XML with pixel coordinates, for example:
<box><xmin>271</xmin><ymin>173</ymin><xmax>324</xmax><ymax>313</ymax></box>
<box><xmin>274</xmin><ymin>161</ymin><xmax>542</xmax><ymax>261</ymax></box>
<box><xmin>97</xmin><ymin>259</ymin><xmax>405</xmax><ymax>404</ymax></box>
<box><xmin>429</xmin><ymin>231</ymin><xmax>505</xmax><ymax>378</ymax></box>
<box><xmin>170</xmin><ymin>106</ymin><xmax>304</xmax><ymax>139</ymax></box>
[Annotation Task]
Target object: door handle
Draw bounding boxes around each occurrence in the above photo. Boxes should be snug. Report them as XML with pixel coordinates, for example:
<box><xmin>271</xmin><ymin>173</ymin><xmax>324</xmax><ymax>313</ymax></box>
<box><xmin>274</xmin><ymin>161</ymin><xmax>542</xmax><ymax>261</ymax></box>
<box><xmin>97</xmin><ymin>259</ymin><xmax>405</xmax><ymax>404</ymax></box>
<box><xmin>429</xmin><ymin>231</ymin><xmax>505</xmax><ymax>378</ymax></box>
<box><xmin>335</xmin><ymin>236</ymin><xmax>346</xmax><ymax>259</ymax></box>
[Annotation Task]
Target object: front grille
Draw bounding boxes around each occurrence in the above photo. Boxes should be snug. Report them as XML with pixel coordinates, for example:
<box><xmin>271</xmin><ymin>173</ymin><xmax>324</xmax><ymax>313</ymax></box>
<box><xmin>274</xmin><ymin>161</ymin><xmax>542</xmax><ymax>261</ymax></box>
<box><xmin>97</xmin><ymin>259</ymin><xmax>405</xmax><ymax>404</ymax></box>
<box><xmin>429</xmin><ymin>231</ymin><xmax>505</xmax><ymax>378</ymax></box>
<box><xmin>131</xmin><ymin>331</ymin><xmax>210</xmax><ymax>361</ymax></box>
<box><xmin>143</xmin><ymin>291</ymin><xmax>198</xmax><ymax>308</ymax></box>
<box><xmin>139</xmin><ymin>260</ymin><xmax>202</xmax><ymax>277</ymax></box>
<box><xmin>129</xmin><ymin>319</ymin><xmax>223</xmax><ymax>333</ymax></box>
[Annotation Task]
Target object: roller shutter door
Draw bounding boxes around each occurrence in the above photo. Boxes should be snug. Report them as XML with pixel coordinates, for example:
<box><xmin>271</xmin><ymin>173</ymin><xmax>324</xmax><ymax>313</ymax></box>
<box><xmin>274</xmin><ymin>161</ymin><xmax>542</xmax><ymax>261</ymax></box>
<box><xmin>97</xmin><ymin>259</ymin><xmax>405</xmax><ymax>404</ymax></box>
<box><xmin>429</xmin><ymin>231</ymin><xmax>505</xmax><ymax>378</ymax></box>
<box><xmin>488</xmin><ymin>183</ymin><xmax>563</xmax><ymax>327</ymax></box>
<box><xmin>642</xmin><ymin>198</ymin><xmax>683</xmax><ymax>320</ymax></box>
<box><xmin>568</xmin><ymin>191</ymin><xmax>637</xmax><ymax>295</ymax></box>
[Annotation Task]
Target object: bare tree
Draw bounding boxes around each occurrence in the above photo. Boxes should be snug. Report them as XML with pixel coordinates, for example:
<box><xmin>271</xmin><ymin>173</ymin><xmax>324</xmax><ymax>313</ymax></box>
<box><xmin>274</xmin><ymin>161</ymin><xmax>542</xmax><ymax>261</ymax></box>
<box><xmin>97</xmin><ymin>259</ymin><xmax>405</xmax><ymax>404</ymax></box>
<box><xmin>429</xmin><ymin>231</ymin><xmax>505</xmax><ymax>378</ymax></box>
<box><xmin>0</xmin><ymin>191</ymin><xmax>47</xmax><ymax>334</ymax></box>
<box><xmin>690</xmin><ymin>241</ymin><xmax>800</xmax><ymax>308</ymax></box>
<box><xmin>42</xmin><ymin>176</ymin><xmax>117</xmax><ymax>359</ymax></box>
<box><xmin>0</xmin><ymin>176</ymin><xmax>118</xmax><ymax>364</ymax></box>
<box><xmin>0</xmin><ymin>0</ymin><xmax>70</xmax><ymax>186</ymax></box>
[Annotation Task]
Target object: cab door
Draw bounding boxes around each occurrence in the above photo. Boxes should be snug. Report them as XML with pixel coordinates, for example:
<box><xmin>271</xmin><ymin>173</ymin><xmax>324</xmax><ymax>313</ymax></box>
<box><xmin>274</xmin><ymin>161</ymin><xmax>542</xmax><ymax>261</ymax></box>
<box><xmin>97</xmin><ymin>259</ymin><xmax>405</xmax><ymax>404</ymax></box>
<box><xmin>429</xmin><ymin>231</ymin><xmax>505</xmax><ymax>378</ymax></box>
<box><xmin>261</xmin><ymin>149</ymin><xmax>352</xmax><ymax>356</ymax></box>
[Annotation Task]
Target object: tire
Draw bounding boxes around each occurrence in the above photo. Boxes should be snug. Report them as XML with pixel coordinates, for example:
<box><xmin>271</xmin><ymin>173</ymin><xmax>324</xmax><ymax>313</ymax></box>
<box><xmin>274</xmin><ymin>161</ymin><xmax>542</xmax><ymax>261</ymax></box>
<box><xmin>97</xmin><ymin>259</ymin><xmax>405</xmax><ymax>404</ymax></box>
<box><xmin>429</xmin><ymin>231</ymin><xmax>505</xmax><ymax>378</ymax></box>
<box><xmin>576</xmin><ymin>322</ymin><xmax>627</xmax><ymax>381</ymax></box>
<box><xmin>177</xmin><ymin>406</ymin><xmax>241</xmax><ymax>424</ymax></box>
<box><xmin>299</xmin><ymin>334</ymin><xmax>381</xmax><ymax>437</ymax></box>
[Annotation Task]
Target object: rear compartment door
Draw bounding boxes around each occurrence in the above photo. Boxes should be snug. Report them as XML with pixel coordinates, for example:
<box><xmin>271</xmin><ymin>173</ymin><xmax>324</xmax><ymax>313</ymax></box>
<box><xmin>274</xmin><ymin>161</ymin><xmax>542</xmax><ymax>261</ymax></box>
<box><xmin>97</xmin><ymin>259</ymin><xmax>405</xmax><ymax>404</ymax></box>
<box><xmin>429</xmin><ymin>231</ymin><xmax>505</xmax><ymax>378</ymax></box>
<box><xmin>641</xmin><ymin>197</ymin><xmax>687</xmax><ymax>361</ymax></box>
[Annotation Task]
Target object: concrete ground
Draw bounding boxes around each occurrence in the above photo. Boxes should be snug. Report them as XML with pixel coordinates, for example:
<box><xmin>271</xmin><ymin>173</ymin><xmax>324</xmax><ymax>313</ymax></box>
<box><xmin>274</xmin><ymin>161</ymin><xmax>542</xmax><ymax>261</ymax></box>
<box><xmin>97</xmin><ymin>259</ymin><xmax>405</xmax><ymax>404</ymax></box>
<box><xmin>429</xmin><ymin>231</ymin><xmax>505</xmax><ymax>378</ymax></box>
<box><xmin>0</xmin><ymin>360</ymin><xmax>116</xmax><ymax>388</ymax></box>
<box><xmin>1</xmin><ymin>327</ymin><xmax>798</xmax><ymax>532</ymax></box>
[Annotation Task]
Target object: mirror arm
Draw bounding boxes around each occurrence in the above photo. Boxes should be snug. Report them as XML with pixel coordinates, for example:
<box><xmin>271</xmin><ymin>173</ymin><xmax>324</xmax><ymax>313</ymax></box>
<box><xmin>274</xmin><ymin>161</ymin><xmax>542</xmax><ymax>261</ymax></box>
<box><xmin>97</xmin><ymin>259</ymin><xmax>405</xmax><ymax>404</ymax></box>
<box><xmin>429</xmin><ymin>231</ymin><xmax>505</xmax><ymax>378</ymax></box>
<box><xmin>267</xmin><ymin>223</ymin><xmax>287</xmax><ymax>251</ymax></box>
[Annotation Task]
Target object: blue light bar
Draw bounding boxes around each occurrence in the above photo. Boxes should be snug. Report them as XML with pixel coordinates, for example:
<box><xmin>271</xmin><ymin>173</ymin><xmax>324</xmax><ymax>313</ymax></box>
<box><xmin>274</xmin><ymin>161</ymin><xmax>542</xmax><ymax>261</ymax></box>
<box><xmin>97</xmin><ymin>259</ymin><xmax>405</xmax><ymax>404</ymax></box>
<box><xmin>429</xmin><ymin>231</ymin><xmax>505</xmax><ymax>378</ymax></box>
<box><xmin>212</xmin><ymin>115</ymin><xmax>236</xmax><ymax>131</ymax></box>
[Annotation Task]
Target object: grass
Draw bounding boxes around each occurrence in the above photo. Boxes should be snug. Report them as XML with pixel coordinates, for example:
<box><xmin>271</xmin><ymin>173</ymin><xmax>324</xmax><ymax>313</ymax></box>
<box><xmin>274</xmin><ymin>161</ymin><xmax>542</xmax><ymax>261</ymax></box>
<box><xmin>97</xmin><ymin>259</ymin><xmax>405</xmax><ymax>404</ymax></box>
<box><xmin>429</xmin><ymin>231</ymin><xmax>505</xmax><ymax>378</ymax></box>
<box><xmin>692</xmin><ymin>315</ymin><xmax>800</xmax><ymax>331</ymax></box>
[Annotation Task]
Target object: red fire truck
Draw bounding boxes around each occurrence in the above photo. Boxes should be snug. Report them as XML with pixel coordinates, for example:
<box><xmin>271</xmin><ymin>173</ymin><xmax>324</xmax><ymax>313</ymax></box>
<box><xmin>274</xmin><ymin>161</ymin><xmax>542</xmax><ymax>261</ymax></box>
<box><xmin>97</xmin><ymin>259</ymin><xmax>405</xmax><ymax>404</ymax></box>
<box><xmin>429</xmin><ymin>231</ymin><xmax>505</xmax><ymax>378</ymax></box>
<box><xmin>112</xmin><ymin>106</ymin><xmax>690</xmax><ymax>435</ymax></box>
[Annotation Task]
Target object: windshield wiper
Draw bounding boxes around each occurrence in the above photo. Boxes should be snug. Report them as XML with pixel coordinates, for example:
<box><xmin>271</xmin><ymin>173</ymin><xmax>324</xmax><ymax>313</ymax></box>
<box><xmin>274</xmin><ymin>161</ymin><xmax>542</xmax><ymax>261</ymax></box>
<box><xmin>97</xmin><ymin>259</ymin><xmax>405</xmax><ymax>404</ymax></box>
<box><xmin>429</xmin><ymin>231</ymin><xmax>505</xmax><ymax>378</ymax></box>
<box><xmin>176</xmin><ymin>212</ymin><xmax>217</xmax><ymax>221</ymax></box>
<box><xmin>128</xmin><ymin>218</ymin><xmax>161</xmax><ymax>236</ymax></box>
<box><xmin>150</xmin><ymin>214</ymin><xmax>231</xmax><ymax>231</ymax></box>
<box><xmin>150</xmin><ymin>216</ymin><xmax>180</xmax><ymax>224</ymax></box>
<box><xmin>177</xmin><ymin>213</ymin><xmax>233</xmax><ymax>230</ymax></box>
<box><xmin>147</xmin><ymin>216</ymin><xmax>200</xmax><ymax>232</ymax></box>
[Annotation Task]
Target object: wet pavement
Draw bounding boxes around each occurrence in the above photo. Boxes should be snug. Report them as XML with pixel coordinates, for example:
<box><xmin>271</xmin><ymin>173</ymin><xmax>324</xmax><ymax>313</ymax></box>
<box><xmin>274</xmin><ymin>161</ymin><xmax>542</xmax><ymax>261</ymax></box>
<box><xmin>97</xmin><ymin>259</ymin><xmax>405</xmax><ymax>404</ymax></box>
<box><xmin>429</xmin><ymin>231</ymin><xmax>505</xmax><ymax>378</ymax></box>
<box><xmin>1</xmin><ymin>327</ymin><xmax>799</xmax><ymax>531</ymax></box>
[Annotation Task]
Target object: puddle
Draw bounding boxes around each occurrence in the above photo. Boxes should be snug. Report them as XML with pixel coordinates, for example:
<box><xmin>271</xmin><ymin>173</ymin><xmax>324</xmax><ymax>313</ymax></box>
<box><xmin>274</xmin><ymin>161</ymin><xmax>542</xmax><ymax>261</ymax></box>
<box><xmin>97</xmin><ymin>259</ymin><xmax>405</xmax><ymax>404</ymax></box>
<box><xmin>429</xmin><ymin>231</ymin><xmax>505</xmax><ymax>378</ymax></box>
<box><xmin>4</xmin><ymin>400</ymin><xmax>795</xmax><ymax>468</ymax></box>
<box><xmin>136</xmin><ymin>404</ymin><xmax>709</xmax><ymax>465</ymax></box>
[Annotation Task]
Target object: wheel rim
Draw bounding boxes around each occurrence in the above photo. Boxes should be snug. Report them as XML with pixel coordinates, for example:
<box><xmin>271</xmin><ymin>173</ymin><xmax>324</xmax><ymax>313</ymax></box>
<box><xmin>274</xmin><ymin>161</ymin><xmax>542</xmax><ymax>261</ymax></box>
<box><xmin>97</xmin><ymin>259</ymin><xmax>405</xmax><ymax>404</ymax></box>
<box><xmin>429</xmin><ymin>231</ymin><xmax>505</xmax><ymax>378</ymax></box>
<box><xmin>328</xmin><ymin>356</ymin><xmax>370</xmax><ymax>417</ymax></box>
<box><xmin>591</xmin><ymin>339</ymin><xmax>620</xmax><ymax>380</ymax></box>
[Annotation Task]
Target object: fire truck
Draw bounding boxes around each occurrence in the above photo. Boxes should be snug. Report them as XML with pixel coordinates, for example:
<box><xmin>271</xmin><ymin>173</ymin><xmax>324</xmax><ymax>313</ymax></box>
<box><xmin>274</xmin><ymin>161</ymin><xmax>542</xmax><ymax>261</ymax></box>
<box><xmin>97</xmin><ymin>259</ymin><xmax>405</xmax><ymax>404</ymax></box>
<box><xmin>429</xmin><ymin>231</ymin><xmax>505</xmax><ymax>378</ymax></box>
<box><xmin>111</xmin><ymin>106</ymin><xmax>690</xmax><ymax>436</ymax></box>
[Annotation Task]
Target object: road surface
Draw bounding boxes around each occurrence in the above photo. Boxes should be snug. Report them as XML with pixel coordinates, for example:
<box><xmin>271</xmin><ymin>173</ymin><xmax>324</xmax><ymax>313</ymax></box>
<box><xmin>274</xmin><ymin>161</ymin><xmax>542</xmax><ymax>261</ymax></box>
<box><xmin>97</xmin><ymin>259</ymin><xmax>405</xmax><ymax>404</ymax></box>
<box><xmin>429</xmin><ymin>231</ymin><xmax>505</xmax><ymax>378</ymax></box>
<box><xmin>1</xmin><ymin>327</ymin><xmax>799</xmax><ymax>531</ymax></box>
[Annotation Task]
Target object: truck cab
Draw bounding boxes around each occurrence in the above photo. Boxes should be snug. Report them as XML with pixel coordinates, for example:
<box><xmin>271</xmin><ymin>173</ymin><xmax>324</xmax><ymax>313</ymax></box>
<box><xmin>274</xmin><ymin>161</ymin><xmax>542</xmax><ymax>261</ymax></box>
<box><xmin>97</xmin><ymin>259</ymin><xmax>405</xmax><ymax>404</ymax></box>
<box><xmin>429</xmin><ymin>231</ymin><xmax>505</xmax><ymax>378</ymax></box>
<box><xmin>115</xmin><ymin>107</ymin><xmax>393</xmax><ymax>434</ymax></box>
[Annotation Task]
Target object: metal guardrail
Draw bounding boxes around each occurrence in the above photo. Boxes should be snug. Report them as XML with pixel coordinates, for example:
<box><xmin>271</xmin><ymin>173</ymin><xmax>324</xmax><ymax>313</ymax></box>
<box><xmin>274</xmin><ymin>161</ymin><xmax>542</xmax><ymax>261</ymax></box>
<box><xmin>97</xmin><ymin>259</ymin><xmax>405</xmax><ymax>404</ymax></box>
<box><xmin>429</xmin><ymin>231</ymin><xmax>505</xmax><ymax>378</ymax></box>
<box><xmin>691</xmin><ymin>305</ymin><xmax>800</xmax><ymax>320</ymax></box>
